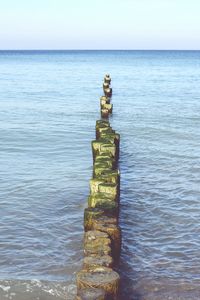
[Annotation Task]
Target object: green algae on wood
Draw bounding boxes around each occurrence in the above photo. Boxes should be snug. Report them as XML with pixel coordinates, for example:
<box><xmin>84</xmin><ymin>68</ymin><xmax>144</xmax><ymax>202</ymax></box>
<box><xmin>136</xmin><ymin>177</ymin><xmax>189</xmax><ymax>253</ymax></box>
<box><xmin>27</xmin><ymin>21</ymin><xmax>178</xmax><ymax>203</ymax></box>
<box><xmin>97</xmin><ymin>170</ymin><xmax>120</xmax><ymax>185</ymax></box>
<box><xmin>95</xmin><ymin>154</ymin><xmax>115</xmax><ymax>165</ymax></box>
<box><xmin>98</xmin><ymin>183</ymin><xmax>118</xmax><ymax>200</ymax></box>
<box><xmin>88</xmin><ymin>197</ymin><xmax>119</xmax><ymax>217</ymax></box>
<box><xmin>99</xmin><ymin>135</ymin><xmax>119</xmax><ymax>161</ymax></box>
<box><xmin>98</xmin><ymin>127</ymin><xmax>115</xmax><ymax>136</ymax></box>
<box><xmin>92</xmin><ymin>140</ymin><xmax>116</xmax><ymax>161</ymax></box>
<box><xmin>96</xmin><ymin>127</ymin><xmax>114</xmax><ymax>140</ymax></box>
<box><xmin>100</xmin><ymin>96</ymin><xmax>111</xmax><ymax>106</ymax></box>
<box><xmin>93</xmin><ymin>157</ymin><xmax>114</xmax><ymax>177</ymax></box>
<box><xmin>90</xmin><ymin>178</ymin><xmax>107</xmax><ymax>195</ymax></box>
<box><xmin>88</xmin><ymin>192</ymin><xmax>117</xmax><ymax>208</ymax></box>
<box><xmin>100</xmin><ymin>143</ymin><xmax>116</xmax><ymax>159</ymax></box>
<box><xmin>94</xmin><ymin>159</ymin><xmax>113</xmax><ymax>170</ymax></box>
<box><xmin>93</xmin><ymin>164</ymin><xmax>113</xmax><ymax>178</ymax></box>
<box><xmin>84</xmin><ymin>230</ymin><xmax>112</xmax><ymax>256</ymax></box>
<box><xmin>92</xmin><ymin>223</ymin><xmax>121</xmax><ymax>261</ymax></box>
<box><xmin>92</xmin><ymin>139</ymin><xmax>110</xmax><ymax>158</ymax></box>
<box><xmin>84</xmin><ymin>207</ymin><xmax>117</xmax><ymax>232</ymax></box>
<box><xmin>84</xmin><ymin>207</ymin><xmax>106</xmax><ymax>231</ymax></box>
<box><xmin>96</xmin><ymin>119</ymin><xmax>110</xmax><ymax>127</ymax></box>
<box><xmin>100</xmin><ymin>132</ymin><xmax>120</xmax><ymax>150</ymax></box>
<box><xmin>100</xmin><ymin>132</ymin><xmax>120</xmax><ymax>145</ymax></box>
<box><xmin>95</xmin><ymin>120</ymin><xmax>112</xmax><ymax>138</ymax></box>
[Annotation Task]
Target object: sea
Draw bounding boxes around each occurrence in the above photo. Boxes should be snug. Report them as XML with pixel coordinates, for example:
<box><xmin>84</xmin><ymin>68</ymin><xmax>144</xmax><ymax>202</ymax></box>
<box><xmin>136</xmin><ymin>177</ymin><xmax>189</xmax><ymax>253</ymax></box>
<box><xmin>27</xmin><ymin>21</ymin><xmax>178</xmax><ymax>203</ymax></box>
<box><xmin>0</xmin><ymin>50</ymin><xmax>200</xmax><ymax>300</ymax></box>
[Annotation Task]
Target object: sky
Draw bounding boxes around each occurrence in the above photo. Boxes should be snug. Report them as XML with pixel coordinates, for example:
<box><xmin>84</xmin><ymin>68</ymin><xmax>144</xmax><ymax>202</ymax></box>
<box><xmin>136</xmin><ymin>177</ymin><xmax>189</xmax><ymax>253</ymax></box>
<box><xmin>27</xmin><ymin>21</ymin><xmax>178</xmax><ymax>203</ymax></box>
<box><xmin>0</xmin><ymin>0</ymin><xmax>199</xmax><ymax>50</ymax></box>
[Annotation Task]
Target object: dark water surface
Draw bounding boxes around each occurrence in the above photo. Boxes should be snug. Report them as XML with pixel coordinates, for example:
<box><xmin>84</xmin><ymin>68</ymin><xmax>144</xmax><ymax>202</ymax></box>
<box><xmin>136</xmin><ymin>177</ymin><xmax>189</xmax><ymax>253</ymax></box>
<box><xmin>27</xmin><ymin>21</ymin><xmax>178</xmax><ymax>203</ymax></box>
<box><xmin>0</xmin><ymin>51</ymin><xmax>200</xmax><ymax>299</ymax></box>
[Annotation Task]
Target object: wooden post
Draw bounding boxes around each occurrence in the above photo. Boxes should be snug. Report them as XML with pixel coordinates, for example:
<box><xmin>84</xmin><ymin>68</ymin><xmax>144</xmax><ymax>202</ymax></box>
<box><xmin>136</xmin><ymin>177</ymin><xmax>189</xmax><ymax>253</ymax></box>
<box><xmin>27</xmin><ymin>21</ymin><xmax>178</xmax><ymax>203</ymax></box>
<box><xmin>76</xmin><ymin>75</ymin><xmax>121</xmax><ymax>300</ymax></box>
<box><xmin>76</xmin><ymin>267</ymin><xmax>120</xmax><ymax>300</ymax></box>
<box><xmin>104</xmin><ymin>74</ymin><xmax>111</xmax><ymax>84</ymax></box>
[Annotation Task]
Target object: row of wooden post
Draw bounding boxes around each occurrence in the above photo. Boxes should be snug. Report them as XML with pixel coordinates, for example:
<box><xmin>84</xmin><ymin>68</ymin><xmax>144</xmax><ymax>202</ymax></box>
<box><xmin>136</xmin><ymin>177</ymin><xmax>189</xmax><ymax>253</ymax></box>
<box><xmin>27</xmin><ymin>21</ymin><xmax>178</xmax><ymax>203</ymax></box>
<box><xmin>76</xmin><ymin>75</ymin><xmax>121</xmax><ymax>300</ymax></box>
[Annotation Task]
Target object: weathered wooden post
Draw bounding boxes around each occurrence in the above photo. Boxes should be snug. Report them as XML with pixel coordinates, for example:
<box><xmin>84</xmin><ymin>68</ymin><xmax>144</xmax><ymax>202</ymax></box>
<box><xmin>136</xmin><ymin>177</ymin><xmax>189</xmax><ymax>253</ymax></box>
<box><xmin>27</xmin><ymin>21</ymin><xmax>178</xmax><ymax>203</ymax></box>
<box><xmin>76</xmin><ymin>267</ymin><xmax>120</xmax><ymax>300</ymax></box>
<box><xmin>103</xmin><ymin>82</ymin><xmax>110</xmax><ymax>91</ymax></box>
<box><xmin>104</xmin><ymin>88</ymin><xmax>112</xmax><ymax>98</ymax></box>
<box><xmin>76</xmin><ymin>75</ymin><xmax>121</xmax><ymax>300</ymax></box>
<box><xmin>104</xmin><ymin>74</ymin><xmax>111</xmax><ymax>84</ymax></box>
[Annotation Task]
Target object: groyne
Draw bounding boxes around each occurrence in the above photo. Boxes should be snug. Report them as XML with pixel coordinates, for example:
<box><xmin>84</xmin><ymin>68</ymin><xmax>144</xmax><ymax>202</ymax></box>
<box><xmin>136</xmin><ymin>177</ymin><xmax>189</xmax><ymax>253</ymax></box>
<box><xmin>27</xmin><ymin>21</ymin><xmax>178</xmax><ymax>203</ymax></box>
<box><xmin>76</xmin><ymin>75</ymin><xmax>121</xmax><ymax>300</ymax></box>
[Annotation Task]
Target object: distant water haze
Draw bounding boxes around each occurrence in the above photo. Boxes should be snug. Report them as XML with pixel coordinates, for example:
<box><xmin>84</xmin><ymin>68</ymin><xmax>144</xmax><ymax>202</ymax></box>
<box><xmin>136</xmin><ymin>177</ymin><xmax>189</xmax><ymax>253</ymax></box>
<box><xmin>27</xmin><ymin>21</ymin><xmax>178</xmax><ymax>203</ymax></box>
<box><xmin>0</xmin><ymin>51</ymin><xmax>200</xmax><ymax>299</ymax></box>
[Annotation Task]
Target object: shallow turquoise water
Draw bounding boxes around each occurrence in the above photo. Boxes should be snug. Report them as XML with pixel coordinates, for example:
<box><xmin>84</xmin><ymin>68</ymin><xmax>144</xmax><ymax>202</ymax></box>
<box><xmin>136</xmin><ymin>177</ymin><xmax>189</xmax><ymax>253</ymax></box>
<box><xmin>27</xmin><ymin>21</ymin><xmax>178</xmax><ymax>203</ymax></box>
<box><xmin>0</xmin><ymin>51</ymin><xmax>200</xmax><ymax>299</ymax></box>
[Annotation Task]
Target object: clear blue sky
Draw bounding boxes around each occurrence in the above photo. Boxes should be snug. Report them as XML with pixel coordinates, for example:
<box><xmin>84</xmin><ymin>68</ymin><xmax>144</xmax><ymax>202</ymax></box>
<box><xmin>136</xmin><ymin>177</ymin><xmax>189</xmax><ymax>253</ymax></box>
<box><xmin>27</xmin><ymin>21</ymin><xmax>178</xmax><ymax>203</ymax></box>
<box><xmin>0</xmin><ymin>0</ymin><xmax>199</xmax><ymax>50</ymax></box>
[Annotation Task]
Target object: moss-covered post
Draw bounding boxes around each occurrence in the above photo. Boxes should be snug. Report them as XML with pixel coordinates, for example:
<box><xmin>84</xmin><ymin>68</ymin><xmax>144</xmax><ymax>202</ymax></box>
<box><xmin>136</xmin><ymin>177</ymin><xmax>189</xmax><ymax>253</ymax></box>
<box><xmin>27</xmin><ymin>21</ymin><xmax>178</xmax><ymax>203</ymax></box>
<box><xmin>76</xmin><ymin>75</ymin><xmax>121</xmax><ymax>299</ymax></box>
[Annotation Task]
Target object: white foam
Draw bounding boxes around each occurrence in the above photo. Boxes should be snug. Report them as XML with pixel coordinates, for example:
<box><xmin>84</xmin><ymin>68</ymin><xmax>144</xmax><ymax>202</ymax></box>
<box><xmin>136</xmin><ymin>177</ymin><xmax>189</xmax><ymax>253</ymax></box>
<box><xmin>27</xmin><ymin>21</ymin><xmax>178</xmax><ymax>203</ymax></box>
<box><xmin>31</xmin><ymin>279</ymin><xmax>42</xmax><ymax>287</ymax></box>
<box><xmin>0</xmin><ymin>285</ymin><xmax>11</xmax><ymax>292</ymax></box>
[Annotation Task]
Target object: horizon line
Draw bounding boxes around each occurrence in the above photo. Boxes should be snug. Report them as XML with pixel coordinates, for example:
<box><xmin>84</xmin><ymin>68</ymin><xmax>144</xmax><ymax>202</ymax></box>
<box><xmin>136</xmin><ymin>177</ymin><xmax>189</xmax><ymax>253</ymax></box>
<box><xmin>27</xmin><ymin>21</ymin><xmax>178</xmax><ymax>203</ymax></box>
<box><xmin>0</xmin><ymin>49</ymin><xmax>200</xmax><ymax>51</ymax></box>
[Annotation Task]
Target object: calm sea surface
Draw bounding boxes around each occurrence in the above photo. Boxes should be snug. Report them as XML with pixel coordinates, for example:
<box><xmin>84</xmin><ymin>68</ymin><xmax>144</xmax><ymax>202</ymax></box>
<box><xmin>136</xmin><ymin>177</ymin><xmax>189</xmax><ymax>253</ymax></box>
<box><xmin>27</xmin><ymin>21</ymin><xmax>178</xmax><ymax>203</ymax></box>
<box><xmin>0</xmin><ymin>51</ymin><xmax>200</xmax><ymax>300</ymax></box>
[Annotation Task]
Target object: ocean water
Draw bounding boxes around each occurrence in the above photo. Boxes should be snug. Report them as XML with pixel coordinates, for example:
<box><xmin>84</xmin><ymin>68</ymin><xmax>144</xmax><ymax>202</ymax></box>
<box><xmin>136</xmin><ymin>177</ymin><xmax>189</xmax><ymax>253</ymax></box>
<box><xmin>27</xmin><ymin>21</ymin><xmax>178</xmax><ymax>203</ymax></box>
<box><xmin>0</xmin><ymin>50</ymin><xmax>200</xmax><ymax>300</ymax></box>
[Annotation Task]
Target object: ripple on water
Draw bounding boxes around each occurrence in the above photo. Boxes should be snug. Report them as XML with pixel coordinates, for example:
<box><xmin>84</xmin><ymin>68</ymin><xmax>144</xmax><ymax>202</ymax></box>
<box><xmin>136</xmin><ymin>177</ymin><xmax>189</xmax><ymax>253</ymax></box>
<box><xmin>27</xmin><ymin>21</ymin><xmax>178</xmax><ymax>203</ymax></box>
<box><xmin>1</xmin><ymin>51</ymin><xmax>200</xmax><ymax>299</ymax></box>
